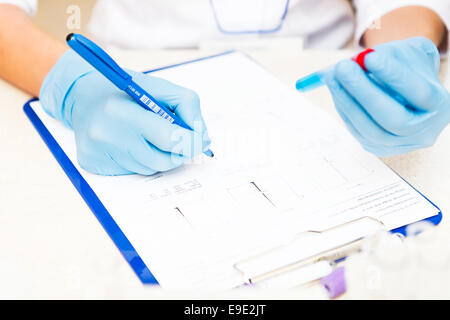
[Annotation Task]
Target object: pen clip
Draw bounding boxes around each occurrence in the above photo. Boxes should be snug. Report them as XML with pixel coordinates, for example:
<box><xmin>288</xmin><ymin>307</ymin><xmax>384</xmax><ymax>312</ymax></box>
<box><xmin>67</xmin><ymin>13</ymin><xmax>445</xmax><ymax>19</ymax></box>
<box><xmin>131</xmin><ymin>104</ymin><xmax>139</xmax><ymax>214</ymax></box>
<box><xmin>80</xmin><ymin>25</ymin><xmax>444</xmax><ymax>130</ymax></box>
<box><xmin>66</xmin><ymin>33</ymin><xmax>131</xmax><ymax>81</ymax></box>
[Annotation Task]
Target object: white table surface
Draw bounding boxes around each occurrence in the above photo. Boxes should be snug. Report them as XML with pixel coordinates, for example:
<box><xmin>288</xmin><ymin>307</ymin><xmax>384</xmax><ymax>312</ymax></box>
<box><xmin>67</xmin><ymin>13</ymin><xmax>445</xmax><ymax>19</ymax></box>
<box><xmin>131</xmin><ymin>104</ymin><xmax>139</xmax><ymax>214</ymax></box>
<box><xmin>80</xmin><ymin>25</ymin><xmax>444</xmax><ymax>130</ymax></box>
<box><xmin>0</xmin><ymin>49</ymin><xmax>449</xmax><ymax>299</ymax></box>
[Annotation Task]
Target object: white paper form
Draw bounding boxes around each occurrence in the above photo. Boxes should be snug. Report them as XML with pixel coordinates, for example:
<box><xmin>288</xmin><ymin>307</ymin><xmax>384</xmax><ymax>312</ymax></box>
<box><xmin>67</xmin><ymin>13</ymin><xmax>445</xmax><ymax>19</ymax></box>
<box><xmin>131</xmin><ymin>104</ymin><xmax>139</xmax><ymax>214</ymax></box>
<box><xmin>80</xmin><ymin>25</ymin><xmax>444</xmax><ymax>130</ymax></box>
<box><xmin>30</xmin><ymin>52</ymin><xmax>440</xmax><ymax>289</ymax></box>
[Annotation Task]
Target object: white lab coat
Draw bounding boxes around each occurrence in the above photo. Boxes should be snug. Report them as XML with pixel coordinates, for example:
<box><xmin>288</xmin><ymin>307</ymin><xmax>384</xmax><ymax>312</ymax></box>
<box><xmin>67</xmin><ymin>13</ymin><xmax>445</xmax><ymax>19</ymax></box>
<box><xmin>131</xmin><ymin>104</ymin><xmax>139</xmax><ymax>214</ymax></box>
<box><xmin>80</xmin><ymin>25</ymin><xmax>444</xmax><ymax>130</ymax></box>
<box><xmin>3</xmin><ymin>0</ymin><xmax>450</xmax><ymax>50</ymax></box>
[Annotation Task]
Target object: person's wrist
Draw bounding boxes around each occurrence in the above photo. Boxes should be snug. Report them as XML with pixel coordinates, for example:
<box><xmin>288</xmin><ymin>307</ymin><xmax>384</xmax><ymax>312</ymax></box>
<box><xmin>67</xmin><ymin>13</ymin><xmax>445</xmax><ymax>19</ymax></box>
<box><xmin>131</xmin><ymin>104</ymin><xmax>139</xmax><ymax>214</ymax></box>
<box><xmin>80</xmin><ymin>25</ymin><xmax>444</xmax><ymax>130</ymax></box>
<box><xmin>39</xmin><ymin>49</ymin><xmax>94</xmax><ymax>128</ymax></box>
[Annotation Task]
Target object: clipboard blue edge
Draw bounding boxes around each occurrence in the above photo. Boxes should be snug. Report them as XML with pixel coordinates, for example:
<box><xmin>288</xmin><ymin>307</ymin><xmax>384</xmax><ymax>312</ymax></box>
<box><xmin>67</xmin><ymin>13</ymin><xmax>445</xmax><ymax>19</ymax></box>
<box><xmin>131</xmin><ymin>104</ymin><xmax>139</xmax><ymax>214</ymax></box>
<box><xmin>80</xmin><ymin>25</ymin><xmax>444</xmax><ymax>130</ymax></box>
<box><xmin>23</xmin><ymin>97</ymin><xmax>157</xmax><ymax>284</ymax></box>
<box><xmin>23</xmin><ymin>50</ymin><xmax>442</xmax><ymax>286</ymax></box>
<box><xmin>389</xmin><ymin>173</ymin><xmax>442</xmax><ymax>236</ymax></box>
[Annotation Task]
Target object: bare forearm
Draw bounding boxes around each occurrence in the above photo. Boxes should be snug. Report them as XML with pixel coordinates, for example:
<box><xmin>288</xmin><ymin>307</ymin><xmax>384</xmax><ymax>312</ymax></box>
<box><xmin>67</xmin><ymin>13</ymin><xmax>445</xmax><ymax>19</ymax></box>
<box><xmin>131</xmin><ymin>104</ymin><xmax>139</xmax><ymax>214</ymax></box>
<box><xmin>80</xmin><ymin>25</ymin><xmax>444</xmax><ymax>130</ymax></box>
<box><xmin>0</xmin><ymin>4</ymin><xmax>66</xmax><ymax>96</ymax></box>
<box><xmin>363</xmin><ymin>6</ymin><xmax>446</xmax><ymax>48</ymax></box>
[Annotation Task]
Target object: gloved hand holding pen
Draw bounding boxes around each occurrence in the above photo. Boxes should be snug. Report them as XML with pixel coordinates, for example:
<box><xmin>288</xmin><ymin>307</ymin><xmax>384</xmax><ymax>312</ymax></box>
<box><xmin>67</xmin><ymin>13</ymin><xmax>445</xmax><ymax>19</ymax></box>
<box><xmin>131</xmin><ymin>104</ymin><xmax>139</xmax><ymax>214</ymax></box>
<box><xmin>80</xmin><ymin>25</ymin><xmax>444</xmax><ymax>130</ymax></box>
<box><xmin>40</xmin><ymin>50</ymin><xmax>211</xmax><ymax>176</ymax></box>
<box><xmin>323</xmin><ymin>37</ymin><xmax>450</xmax><ymax>157</ymax></box>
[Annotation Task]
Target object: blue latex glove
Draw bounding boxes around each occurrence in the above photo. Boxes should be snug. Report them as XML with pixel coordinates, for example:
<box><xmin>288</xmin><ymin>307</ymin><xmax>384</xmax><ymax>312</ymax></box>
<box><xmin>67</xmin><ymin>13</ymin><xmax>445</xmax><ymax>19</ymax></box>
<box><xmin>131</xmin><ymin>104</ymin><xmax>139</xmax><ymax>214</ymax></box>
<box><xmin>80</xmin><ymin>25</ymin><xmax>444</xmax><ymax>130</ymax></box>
<box><xmin>40</xmin><ymin>50</ymin><xmax>211</xmax><ymax>175</ymax></box>
<box><xmin>324</xmin><ymin>37</ymin><xmax>450</xmax><ymax>157</ymax></box>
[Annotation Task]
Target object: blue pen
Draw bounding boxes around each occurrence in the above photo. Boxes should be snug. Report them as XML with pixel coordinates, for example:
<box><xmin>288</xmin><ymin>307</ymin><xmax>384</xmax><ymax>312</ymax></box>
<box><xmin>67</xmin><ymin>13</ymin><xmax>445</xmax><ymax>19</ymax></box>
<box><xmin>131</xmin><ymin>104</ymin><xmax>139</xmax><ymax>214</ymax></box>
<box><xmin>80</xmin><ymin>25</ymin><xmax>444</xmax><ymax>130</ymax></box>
<box><xmin>66</xmin><ymin>33</ymin><xmax>214</xmax><ymax>158</ymax></box>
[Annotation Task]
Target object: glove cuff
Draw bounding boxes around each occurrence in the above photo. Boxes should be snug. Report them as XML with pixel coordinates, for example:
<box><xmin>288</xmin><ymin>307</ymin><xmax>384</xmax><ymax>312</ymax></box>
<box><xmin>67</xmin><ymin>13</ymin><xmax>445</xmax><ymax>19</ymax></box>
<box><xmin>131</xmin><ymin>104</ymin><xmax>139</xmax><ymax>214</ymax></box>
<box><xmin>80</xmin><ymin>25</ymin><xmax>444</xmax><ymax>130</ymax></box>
<box><xmin>39</xmin><ymin>49</ymin><xmax>94</xmax><ymax>128</ymax></box>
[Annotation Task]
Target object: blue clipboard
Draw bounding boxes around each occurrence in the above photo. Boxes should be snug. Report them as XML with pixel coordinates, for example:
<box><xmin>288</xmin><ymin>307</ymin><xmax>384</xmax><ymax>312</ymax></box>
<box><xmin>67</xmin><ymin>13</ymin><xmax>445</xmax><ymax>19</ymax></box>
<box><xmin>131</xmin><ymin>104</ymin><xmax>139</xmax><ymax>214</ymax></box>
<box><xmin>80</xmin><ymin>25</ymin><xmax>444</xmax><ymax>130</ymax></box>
<box><xmin>23</xmin><ymin>51</ymin><xmax>442</xmax><ymax>285</ymax></box>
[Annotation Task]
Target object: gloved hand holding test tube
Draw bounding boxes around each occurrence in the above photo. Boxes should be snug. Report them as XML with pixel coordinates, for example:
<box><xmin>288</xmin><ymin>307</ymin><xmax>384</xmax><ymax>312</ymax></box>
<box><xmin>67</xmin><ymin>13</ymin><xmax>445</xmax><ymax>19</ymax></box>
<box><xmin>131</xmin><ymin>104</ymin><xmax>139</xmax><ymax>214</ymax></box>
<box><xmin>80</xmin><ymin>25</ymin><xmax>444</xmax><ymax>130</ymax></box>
<box><xmin>295</xmin><ymin>37</ymin><xmax>450</xmax><ymax>157</ymax></box>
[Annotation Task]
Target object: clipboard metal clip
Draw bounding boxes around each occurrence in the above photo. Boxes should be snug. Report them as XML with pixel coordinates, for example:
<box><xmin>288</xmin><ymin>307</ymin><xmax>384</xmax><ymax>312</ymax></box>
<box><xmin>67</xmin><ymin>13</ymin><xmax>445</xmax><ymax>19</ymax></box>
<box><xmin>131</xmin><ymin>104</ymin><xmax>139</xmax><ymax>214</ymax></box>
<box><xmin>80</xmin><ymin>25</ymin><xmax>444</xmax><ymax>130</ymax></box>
<box><xmin>233</xmin><ymin>216</ymin><xmax>386</xmax><ymax>286</ymax></box>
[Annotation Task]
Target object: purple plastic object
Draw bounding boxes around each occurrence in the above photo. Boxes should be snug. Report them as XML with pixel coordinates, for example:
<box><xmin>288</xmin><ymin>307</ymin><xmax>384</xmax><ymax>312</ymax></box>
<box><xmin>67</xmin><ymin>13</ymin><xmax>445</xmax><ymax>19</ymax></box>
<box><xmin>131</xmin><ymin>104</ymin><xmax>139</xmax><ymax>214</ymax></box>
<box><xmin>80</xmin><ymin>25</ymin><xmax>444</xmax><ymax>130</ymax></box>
<box><xmin>320</xmin><ymin>267</ymin><xmax>346</xmax><ymax>299</ymax></box>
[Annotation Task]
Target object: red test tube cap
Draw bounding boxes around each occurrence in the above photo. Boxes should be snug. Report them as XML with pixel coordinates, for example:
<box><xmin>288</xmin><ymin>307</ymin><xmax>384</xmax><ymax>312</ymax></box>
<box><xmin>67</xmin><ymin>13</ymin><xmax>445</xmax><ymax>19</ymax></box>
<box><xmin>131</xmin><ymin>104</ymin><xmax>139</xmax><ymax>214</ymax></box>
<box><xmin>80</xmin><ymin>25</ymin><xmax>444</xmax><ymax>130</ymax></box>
<box><xmin>352</xmin><ymin>48</ymin><xmax>375</xmax><ymax>72</ymax></box>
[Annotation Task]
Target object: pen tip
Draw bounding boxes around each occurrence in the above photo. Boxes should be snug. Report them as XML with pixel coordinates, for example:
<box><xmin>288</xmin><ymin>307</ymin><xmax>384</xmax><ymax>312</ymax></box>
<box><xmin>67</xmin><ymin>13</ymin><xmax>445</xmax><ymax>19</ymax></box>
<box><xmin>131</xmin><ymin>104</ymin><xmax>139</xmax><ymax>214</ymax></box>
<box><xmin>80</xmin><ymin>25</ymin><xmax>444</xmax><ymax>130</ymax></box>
<box><xmin>204</xmin><ymin>150</ymin><xmax>214</xmax><ymax>158</ymax></box>
<box><xmin>66</xmin><ymin>33</ymin><xmax>74</xmax><ymax>42</ymax></box>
